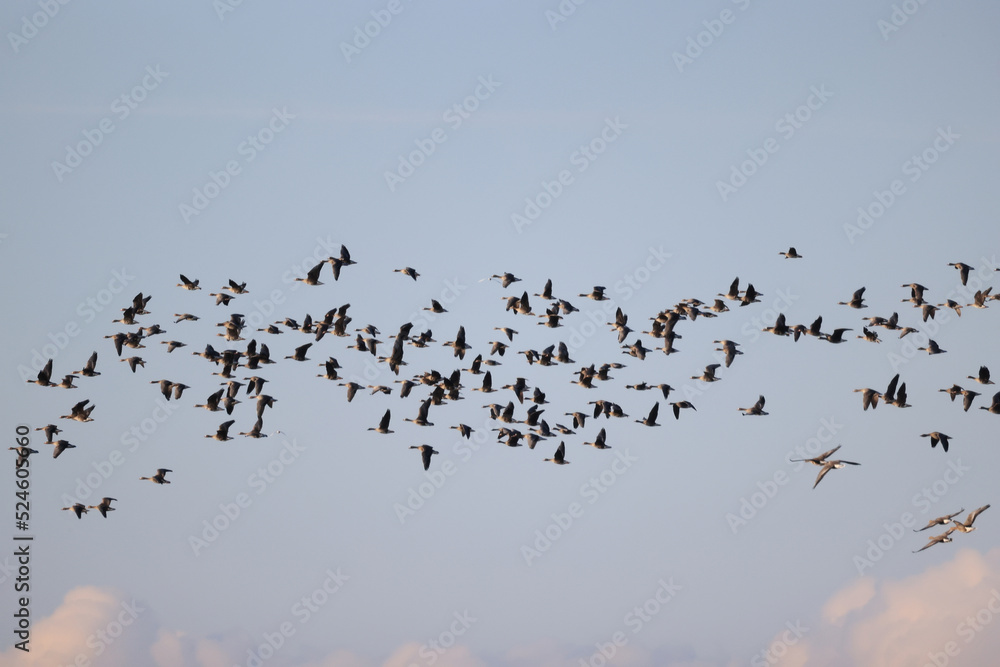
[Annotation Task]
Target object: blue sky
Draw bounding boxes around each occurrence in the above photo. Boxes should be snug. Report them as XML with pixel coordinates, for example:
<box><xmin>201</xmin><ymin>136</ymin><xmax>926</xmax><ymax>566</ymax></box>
<box><xmin>2</xmin><ymin>2</ymin><xmax>1000</xmax><ymax>666</ymax></box>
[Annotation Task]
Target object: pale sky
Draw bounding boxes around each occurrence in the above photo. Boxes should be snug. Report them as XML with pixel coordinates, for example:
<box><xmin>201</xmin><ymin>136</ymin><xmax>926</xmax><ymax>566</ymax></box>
<box><xmin>2</xmin><ymin>2</ymin><xmax>1000</xmax><ymax>666</ymax></box>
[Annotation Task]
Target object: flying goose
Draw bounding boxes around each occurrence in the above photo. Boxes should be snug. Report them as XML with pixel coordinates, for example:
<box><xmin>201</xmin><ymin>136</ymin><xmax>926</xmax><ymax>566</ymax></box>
<box><xmin>948</xmin><ymin>262</ymin><xmax>974</xmax><ymax>286</ymax></box>
<box><xmin>779</xmin><ymin>247</ymin><xmax>802</xmax><ymax>258</ymax></box>
<box><xmin>914</xmin><ymin>509</ymin><xmax>965</xmax><ymax>532</ymax></box>
<box><xmin>72</xmin><ymin>352</ymin><xmax>100</xmax><ymax>377</ymax></box>
<box><xmin>88</xmin><ymin>497</ymin><xmax>117</xmax><ymax>518</ymax></box>
<box><xmin>62</xmin><ymin>503</ymin><xmax>89</xmax><ymax>519</ymax></box>
<box><xmin>920</xmin><ymin>432</ymin><xmax>952</xmax><ymax>452</ymax></box>
<box><xmin>27</xmin><ymin>358</ymin><xmax>56</xmax><ymax>386</ymax></box>
<box><xmin>51</xmin><ymin>440</ymin><xmax>76</xmax><ymax>458</ymax></box>
<box><xmin>838</xmin><ymin>287</ymin><xmax>867</xmax><ymax>309</ymax></box>
<box><xmin>789</xmin><ymin>445</ymin><xmax>861</xmax><ymax>489</ymax></box>
<box><xmin>583</xmin><ymin>427</ymin><xmax>611</xmax><ymax>449</ymax></box>
<box><xmin>739</xmin><ymin>395</ymin><xmax>768</xmax><ymax>416</ymax></box>
<box><xmin>368</xmin><ymin>409</ymin><xmax>394</xmax><ymax>434</ymax></box>
<box><xmin>543</xmin><ymin>441</ymin><xmax>570</xmax><ymax>465</ymax></box>
<box><xmin>913</xmin><ymin>530</ymin><xmax>953</xmax><ymax>553</ymax></box>
<box><xmin>394</xmin><ymin>267</ymin><xmax>420</xmax><ymax>281</ymax></box>
<box><xmin>410</xmin><ymin>444</ymin><xmax>438</xmax><ymax>470</ymax></box>
<box><xmin>636</xmin><ymin>402</ymin><xmax>660</xmax><ymax>426</ymax></box>
<box><xmin>177</xmin><ymin>274</ymin><xmax>201</xmax><ymax>290</ymax></box>
<box><xmin>948</xmin><ymin>505</ymin><xmax>990</xmax><ymax>533</ymax></box>
<box><xmin>140</xmin><ymin>468</ymin><xmax>172</xmax><ymax>484</ymax></box>
<box><xmin>969</xmin><ymin>366</ymin><xmax>994</xmax><ymax>385</ymax></box>
<box><xmin>206</xmin><ymin>420</ymin><xmax>236</xmax><ymax>441</ymax></box>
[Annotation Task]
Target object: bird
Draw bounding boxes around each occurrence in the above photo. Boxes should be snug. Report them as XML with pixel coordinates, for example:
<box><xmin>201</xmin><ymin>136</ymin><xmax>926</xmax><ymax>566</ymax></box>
<box><xmin>914</xmin><ymin>509</ymin><xmax>965</xmax><ymax>532</ymax></box>
<box><xmin>121</xmin><ymin>356</ymin><xmax>145</xmax><ymax>373</ymax></box>
<box><xmin>740</xmin><ymin>283</ymin><xmax>761</xmax><ymax>306</ymax></box>
<box><xmin>913</xmin><ymin>530</ymin><xmax>953</xmax><ymax>553</ymax></box>
<box><xmin>394</xmin><ymin>267</ymin><xmax>420</xmax><ymax>281</ymax></box>
<box><xmin>949</xmin><ymin>505</ymin><xmax>990</xmax><ymax>533</ymax></box>
<box><xmin>34</xmin><ymin>424</ymin><xmax>62</xmax><ymax>443</ymax></box>
<box><xmin>177</xmin><ymin>274</ymin><xmax>201</xmax><ymax>290</ymax></box>
<box><xmin>88</xmin><ymin>497</ymin><xmax>117</xmax><ymax>518</ymax></box>
<box><xmin>206</xmin><ymin>420</ymin><xmax>235</xmax><ymax>441</ymax></box>
<box><xmin>789</xmin><ymin>445</ymin><xmax>861</xmax><ymax>489</ymax></box>
<box><xmin>368</xmin><ymin>409</ymin><xmax>394</xmax><ymax>434</ymax></box>
<box><xmin>410</xmin><ymin>444</ymin><xmax>438</xmax><ymax>470</ymax></box>
<box><xmin>635</xmin><ymin>402</ymin><xmax>660</xmax><ymax>426</ymax></box>
<box><xmin>779</xmin><ymin>247</ymin><xmax>802</xmax><ymax>258</ymax></box>
<box><xmin>961</xmin><ymin>389</ymin><xmax>981</xmax><ymax>412</ymax></box>
<box><xmin>490</xmin><ymin>272</ymin><xmax>521</xmax><ymax>288</ymax></box>
<box><xmin>979</xmin><ymin>391</ymin><xmax>1000</xmax><ymax>414</ymax></box>
<box><xmin>450</xmin><ymin>424</ymin><xmax>473</xmax><ymax>439</ymax></box>
<box><xmin>51</xmin><ymin>440</ymin><xmax>76</xmax><ymax>458</ymax></box>
<box><xmin>670</xmin><ymin>401</ymin><xmax>696</xmax><ymax>420</ymax></box>
<box><xmin>285</xmin><ymin>343</ymin><xmax>312</xmax><ymax>361</ymax></box>
<box><xmin>62</xmin><ymin>503</ymin><xmax>89</xmax><ymax>519</ymax></box>
<box><xmin>916</xmin><ymin>339</ymin><xmax>946</xmax><ymax>355</ymax></box>
<box><xmin>969</xmin><ymin>366</ymin><xmax>994</xmax><ymax>385</ymax></box>
<box><xmin>295</xmin><ymin>262</ymin><xmax>325</xmax><ymax>286</ymax></box>
<box><xmin>194</xmin><ymin>389</ymin><xmax>225</xmax><ymax>411</ymax></box>
<box><xmin>920</xmin><ymin>432</ymin><xmax>952</xmax><ymax>452</ymax></box>
<box><xmin>72</xmin><ymin>352</ymin><xmax>101</xmax><ymax>377</ymax></box>
<box><xmin>853</xmin><ymin>388</ymin><xmax>881</xmax><ymax>411</ymax></box>
<box><xmin>543</xmin><ymin>441</ymin><xmax>570</xmax><ymax>464</ymax></box>
<box><xmin>838</xmin><ymin>287</ymin><xmax>867</xmax><ymax>309</ymax></box>
<box><xmin>713</xmin><ymin>340</ymin><xmax>743</xmax><ymax>367</ymax></box>
<box><xmin>821</xmin><ymin>328</ymin><xmax>852</xmax><ymax>344</ymax></box>
<box><xmin>582</xmin><ymin>427</ymin><xmax>611</xmax><ymax>449</ymax></box>
<box><xmin>762</xmin><ymin>313</ymin><xmax>791</xmax><ymax>336</ymax></box>
<box><xmin>161</xmin><ymin>340</ymin><xmax>187</xmax><ymax>353</ymax></box>
<box><xmin>424</xmin><ymin>299</ymin><xmax>447</xmax><ymax>313</ymax></box>
<box><xmin>948</xmin><ymin>262</ymin><xmax>974</xmax><ymax>286</ymax></box>
<box><xmin>579</xmin><ymin>286</ymin><xmax>608</xmax><ymax>301</ymax></box>
<box><xmin>61</xmin><ymin>399</ymin><xmax>95</xmax><ymax>422</ymax></box>
<box><xmin>27</xmin><ymin>358</ymin><xmax>56</xmax><ymax>386</ymax></box>
<box><xmin>692</xmin><ymin>364</ymin><xmax>722</xmax><ymax>382</ymax></box>
<box><xmin>739</xmin><ymin>395</ymin><xmax>768</xmax><ymax>416</ymax></box>
<box><xmin>140</xmin><ymin>468</ymin><xmax>172</xmax><ymax>484</ymax></box>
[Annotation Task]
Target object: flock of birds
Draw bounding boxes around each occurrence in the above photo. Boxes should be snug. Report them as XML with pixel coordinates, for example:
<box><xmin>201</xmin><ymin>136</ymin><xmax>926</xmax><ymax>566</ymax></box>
<box><xmin>15</xmin><ymin>245</ymin><xmax>997</xmax><ymax>554</ymax></box>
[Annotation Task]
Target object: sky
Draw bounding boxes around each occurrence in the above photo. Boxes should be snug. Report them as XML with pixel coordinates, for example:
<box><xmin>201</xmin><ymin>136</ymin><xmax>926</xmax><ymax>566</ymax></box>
<box><xmin>2</xmin><ymin>1</ymin><xmax>1000</xmax><ymax>666</ymax></box>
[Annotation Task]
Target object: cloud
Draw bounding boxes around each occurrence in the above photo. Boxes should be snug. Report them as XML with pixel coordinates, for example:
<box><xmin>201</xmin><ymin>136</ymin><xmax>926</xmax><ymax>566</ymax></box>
<box><xmin>782</xmin><ymin>547</ymin><xmax>1000</xmax><ymax>667</ymax></box>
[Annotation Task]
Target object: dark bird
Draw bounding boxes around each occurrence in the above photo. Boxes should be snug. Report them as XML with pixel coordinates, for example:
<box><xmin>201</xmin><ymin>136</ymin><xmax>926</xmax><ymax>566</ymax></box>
<box><xmin>636</xmin><ymin>402</ymin><xmax>660</xmax><ymax>426</ymax></box>
<box><xmin>410</xmin><ymin>444</ymin><xmax>438</xmax><ymax>470</ymax></box>
<box><xmin>920</xmin><ymin>432</ymin><xmax>952</xmax><ymax>452</ymax></box>
<box><xmin>206</xmin><ymin>420</ymin><xmax>236</xmax><ymax>441</ymax></box>
<box><xmin>62</xmin><ymin>503</ymin><xmax>89</xmax><ymax>519</ymax></box>
<box><xmin>88</xmin><ymin>497</ymin><xmax>117</xmax><ymax>518</ymax></box>
<box><xmin>140</xmin><ymin>468</ymin><xmax>172</xmax><ymax>484</ymax></box>
<box><xmin>368</xmin><ymin>409</ymin><xmax>394</xmax><ymax>434</ymax></box>
<box><xmin>739</xmin><ymin>395</ymin><xmax>768</xmax><ymax>416</ymax></box>
<box><xmin>543</xmin><ymin>441</ymin><xmax>570</xmax><ymax>464</ymax></box>
<box><xmin>914</xmin><ymin>509</ymin><xmax>965</xmax><ymax>532</ymax></box>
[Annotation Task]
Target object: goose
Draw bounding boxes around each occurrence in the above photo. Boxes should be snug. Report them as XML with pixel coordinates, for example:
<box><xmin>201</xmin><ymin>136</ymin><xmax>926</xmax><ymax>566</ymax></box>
<box><xmin>404</xmin><ymin>399</ymin><xmax>434</xmax><ymax>426</ymax></box>
<box><xmin>939</xmin><ymin>299</ymin><xmax>962</xmax><ymax>317</ymax></box>
<box><xmin>245</xmin><ymin>376</ymin><xmax>268</xmax><ymax>396</ymax></box>
<box><xmin>10</xmin><ymin>446</ymin><xmax>38</xmax><ymax>466</ymax></box>
<box><xmin>493</xmin><ymin>327</ymin><xmax>517</xmax><ymax>342</ymax></box>
<box><xmin>161</xmin><ymin>340</ymin><xmax>187</xmax><ymax>353</ymax></box>
<box><xmin>206</xmin><ymin>420</ymin><xmax>235</xmax><ymax>441</ymax></box>
<box><xmin>853</xmin><ymin>388</ymin><xmax>881</xmax><ymax>411</ymax></box>
<box><xmin>285</xmin><ymin>343</ymin><xmax>312</xmax><ymax>361</ymax></box>
<box><xmin>622</xmin><ymin>339</ymin><xmax>648</xmax><ymax>360</ymax></box>
<box><xmin>27</xmin><ymin>358</ymin><xmax>56</xmax><ymax>386</ymax></box>
<box><xmin>636</xmin><ymin>402</ymin><xmax>660</xmax><ymax>426</ymax></box>
<box><xmin>140</xmin><ymin>468</ymin><xmax>172</xmax><ymax>484</ymax></box>
<box><xmin>51</xmin><ymin>439</ymin><xmax>76</xmax><ymax>458</ymax></box>
<box><xmin>789</xmin><ymin>445</ymin><xmax>860</xmax><ymax>489</ymax></box>
<box><xmin>979</xmin><ymin>391</ymin><xmax>1000</xmax><ymax>414</ymax></box>
<box><xmin>210</xmin><ymin>292</ymin><xmax>235</xmax><ymax>306</ymax></box>
<box><xmin>543</xmin><ymin>441</ymin><xmax>570</xmax><ymax>465</ymax></box>
<box><xmin>913</xmin><ymin>531</ymin><xmax>953</xmax><ymax>553</ymax></box>
<box><xmin>740</xmin><ymin>283</ymin><xmax>761</xmax><ymax>306</ymax></box>
<box><xmin>884</xmin><ymin>374</ymin><xmax>911</xmax><ymax>408</ymax></box>
<box><xmin>502</xmin><ymin>377</ymin><xmax>529</xmax><ymax>403</ymax></box>
<box><xmin>919</xmin><ymin>304</ymin><xmax>938</xmax><ymax>321</ymax></box>
<box><xmin>255</xmin><ymin>395</ymin><xmax>277</xmax><ymax>418</ymax></box>
<box><xmin>61</xmin><ymin>399</ymin><xmax>95</xmax><ymax>422</ymax></box>
<box><xmin>295</xmin><ymin>262</ymin><xmax>325</xmax><ymax>286</ymax></box>
<box><xmin>72</xmin><ymin>352</ymin><xmax>100</xmax><ymax>377</ymax></box>
<box><xmin>579</xmin><ymin>286</ymin><xmax>608</xmax><ymax>301</ymax></box>
<box><xmin>857</xmin><ymin>327</ymin><xmax>880</xmax><ymax>343</ymax></box>
<box><xmin>56</xmin><ymin>374</ymin><xmax>78</xmax><ymax>389</ymax></box>
<box><xmin>87</xmin><ymin>497</ymin><xmax>117</xmax><ymax>518</ymax></box>
<box><xmin>713</xmin><ymin>340</ymin><xmax>742</xmax><ymax>367</ymax></box>
<box><xmin>670</xmin><ymin>401</ymin><xmax>696</xmax><ymax>420</ymax></box>
<box><xmin>719</xmin><ymin>277</ymin><xmax>741</xmax><ymax>301</ymax></box>
<box><xmin>838</xmin><ymin>287</ymin><xmax>867</xmax><ymax>309</ymax></box>
<box><xmin>961</xmin><ymin>389</ymin><xmax>981</xmax><ymax>412</ymax></box>
<box><xmin>968</xmin><ymin>366</ymin><xmax>993</xmax><ymax>385</ymax></box>
<box><xmin>177</xmin><ymin>274</ymin><xmax>201</xmax><ymax>290</ymax></box>
<box><xmin>583</xmin><ymin>427</ymin><xmax>611</xmax><ymax>449</ymax></box>
<box><xmin>534</xmin><ymin>278</ymin><xmax>554</xmax><ymax>300</ymax></box>
<box><xmin>239</xmin><ymin>418</ymin><xmax>269</xmax><ymax>438</ymax></box>
<box><xmin>898</xmin><ymin>326</ymin><xmax>919</xmax><ymax>338</ymax></box>
<box><xmin>34</xmin><ymin>424</ymin><xmax>61</xmax><ymax>444</ymax></box>
<box><xmin>969</xmin><ymin>287</ymin><xmax>993</xmax><ymax>309</ymax></box>
<box><xmin>948</xmin><ymin>262</ymin><xmax>974</xmax><ymax>286</ymax></box>
<box><xmin>762</xmin><ymin>313</ymin><xmax>791</xmax><ymax>336</ymax></box>
<box><xmin>707</xmin><ymin>298</ymin><xmax>729</xmax><ymax>314</ymax></box>
<box><xmin>175</xmin><ymin>313</ymin><xmax>200</xmax><ymax>323</ymax></box>
<box><xmin>150</xmin><ymin>379</ymin><xmax>176</xmax><ymax>400</ymax></box>
<box><xmin>920</xmin><ymin>432</ymin><xmax>952</xmax><ymax>452</ymax></box>
<box><xmin>916</xmin><ymin>339</ymin><xmax>946</xmax><ymax>355</ymax></box>
<box><xmin>491</xmin><ymin>272</ymin><xmax>521</xmax><ymax>288</ymax></box>
<box><xmin>566</xmin><ymin>411</ymin><xmax>588</xmax><ymax>429</ymax></box>
<box><xmin>739</xmin><ymin>395</ymin><xmax>768</xmax><ymax>416</ymax></box>
<box><xmin>394</xmin><ymin>267</ymin><xmax>419</xmax><ymax>281</ymax></box>
<box><xmin>902</xmin><ymin>283</ymin><xmax>928</xmax><ymax>301</ymax></box>
<box><xmin>692</xmin><ymin>364</ymin><xmax>722</xmax><ymax>382</ymax></box>
<box><xmin>368</xmin><ymin>409</ymin><xmax>394</xmax><ymax>434</ymax></box>
<box><xmin>224</xmin><ymin>279</ymin><xmax>249</xmax><ymax>294</ymax></box>
<box><xmin>443</xmin><ymin>325</ymin><xmax>471</xmax><ymax>359</ymax></box>
<box><xmin>450</xmin><ymin>424</ymin><xmax>473</xmax><ymax>439</ymax></box>
<box><xmin>410</xmin><ymin>444</ymin><xmax>438</xmax><ymax>470</ymax></box>
<box><xmin>194</xmin><ymin>389</ymin><xmax>225</xmax><ymax>411</ymax></box>
<box><xmin>121</xmin><ymin>356</ymin><xmax>145</xmax><ymax>373</ymax></box>
<box><xmin>62</xmin><ymin>503</ymin><xmax>89</xmax><ymax>519</ymax></box>
<box><xmin>949</xmin><ymin>505</ymin><xmax>990</xmax><ymax>533</ymax></box>
<box><xmin>914</xmin><ymin>508</ymin><xmax>965</xmax><ymax>532</ymax></box>
<box><xmin>368</xmin><ymin>385</ymin><xmax>392</xmax><ymax>396</ymax></box>
<box><xmin>821</xmin><ymin>328</ymin><xmax>852</xmax><ymax>344</ymax></box>
<box><xmin>112</xmin><ymin>306</ymin><xmax>138</xmax><ymax>325</ymax></box>
<box><xmin>779</xmin><ymin>247</ymin><xmax>802</xmax><ymax>259</ymax></box>
<box><xmin>489</xmin><ymin>340</ymin><xmax>508</xmax><ymax>357</ymax></box>
<box><xmin>424</xmin><ymin>299</ymin><xmax>447</xmax><ymax>313</ymax></box>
